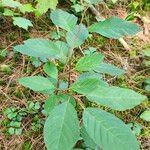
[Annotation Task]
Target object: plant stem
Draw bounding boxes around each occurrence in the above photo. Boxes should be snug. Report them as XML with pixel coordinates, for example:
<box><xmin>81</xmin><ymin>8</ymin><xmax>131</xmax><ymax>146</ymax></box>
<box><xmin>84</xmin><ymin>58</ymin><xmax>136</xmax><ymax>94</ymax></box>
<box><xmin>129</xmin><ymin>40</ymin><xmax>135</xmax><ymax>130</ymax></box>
<box><xmin>89</xmin><ymin>5</ymin><xmax>105</xmax><ymax>21</ymax></box>
<box><xmin>76</xmin><ymin>96</ymin><xmax>85</xmax><ymax>109</ymax></box>
<box><xmin>62</xmin><ymin>48</ymin><xmax>74</xmax><ymax>88</ymax></box>
<box><xmin>119</xmin><ymin>38</ymin><xmax>131</xmax><ymax>51</ymax></box>
<box><xmin>68</xmin><ymin>60</ymin><xmax>71</xmax><ymax>88</ymax></box>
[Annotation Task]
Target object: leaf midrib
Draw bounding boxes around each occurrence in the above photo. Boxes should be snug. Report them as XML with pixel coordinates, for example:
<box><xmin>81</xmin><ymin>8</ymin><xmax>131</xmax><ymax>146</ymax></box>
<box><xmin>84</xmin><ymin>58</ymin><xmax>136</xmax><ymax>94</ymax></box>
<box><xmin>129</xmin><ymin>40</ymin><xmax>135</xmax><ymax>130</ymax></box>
<box><xmin>56</xmin><ymin>102</ymin><xmax>69</xmax><ymax>150</ymax></box>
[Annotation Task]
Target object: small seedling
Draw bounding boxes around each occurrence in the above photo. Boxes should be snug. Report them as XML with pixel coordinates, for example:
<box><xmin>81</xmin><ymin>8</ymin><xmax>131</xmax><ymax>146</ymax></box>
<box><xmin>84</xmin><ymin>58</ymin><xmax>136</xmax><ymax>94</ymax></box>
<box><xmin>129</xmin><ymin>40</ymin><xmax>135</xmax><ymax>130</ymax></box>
<box><xmin>4</xmin><ymin>107</ymin><xmax>26</xmax><ymax>135</ymax></box>
<box><xmin>0</xmin><ymin>49</ymin><xmax>8</xmax><ymax>58</ymax></box>
<box><xmin>3</xmin><ymin>101</ymin><xmax>42</xmax><ymax>135</ymax></box>
<box><xmin>27</xmin><ymin>101</ymin><xmax>40</xmax><ymax>114</ymax></box>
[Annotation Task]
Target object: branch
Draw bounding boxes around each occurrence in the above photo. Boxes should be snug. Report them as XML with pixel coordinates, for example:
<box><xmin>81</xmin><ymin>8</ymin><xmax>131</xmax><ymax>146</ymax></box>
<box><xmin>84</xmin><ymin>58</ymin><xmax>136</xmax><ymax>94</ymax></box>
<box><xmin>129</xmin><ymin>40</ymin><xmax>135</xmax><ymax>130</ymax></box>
<box><xmin>89</xmin><ymin>5</ymin><xmax>105</xmax><ymax>21</ymax></box>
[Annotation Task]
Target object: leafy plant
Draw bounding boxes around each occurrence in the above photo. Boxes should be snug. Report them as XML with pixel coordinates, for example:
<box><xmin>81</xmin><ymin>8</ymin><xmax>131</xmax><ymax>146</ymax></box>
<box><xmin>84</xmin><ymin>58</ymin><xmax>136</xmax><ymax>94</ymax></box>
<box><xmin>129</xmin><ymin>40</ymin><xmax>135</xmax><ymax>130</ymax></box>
<box><xmin>13</xmin><ymin>9</ymin><xmax>147</xmax><ymax>150</ymax></box>
<box><xmin>127</xmin><ymin>122</ymin><xmax>142</xmax><ymax>136</ymax></box>
<box><xmin>140</xmin><ymin>110</ymin><xmax>150</xmax><ymax>122</ymax></box>
<box><xmin>3</xmin><ymin>101</ymin><xmax>43</xmax><ymax>135</ymax></box>
<box><xmin>0</xmin><ymin>0</ymin><xmax>59</xmax><ymax>29</ymax></box>
<box><xmin>12</xmin><ymin>17</ymin><xmax>33</xmax><ymax>30</ymax></box>
<box><xmin>1</xmin><ymin>0</ymin><xmax>33</xmax><ymax>30</ymax></box>
<box><xmin>4</xmin><ymin>107</ymin><xmax>26</xmax><ymax>135</ymax></box>
<box><xmin>35</xmin><ymin>0</ymin><xmax>58</xmax><ymax>15</ymax></box>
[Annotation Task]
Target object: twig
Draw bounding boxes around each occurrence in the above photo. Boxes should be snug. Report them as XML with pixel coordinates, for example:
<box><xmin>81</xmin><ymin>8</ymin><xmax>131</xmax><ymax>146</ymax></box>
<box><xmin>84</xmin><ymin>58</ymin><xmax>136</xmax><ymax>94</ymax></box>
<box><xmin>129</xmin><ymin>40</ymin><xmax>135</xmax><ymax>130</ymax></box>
<box><xmin>4</xmin><ymin>75</ymin><xmax>15</xmax><ymax>94</ymax></box>
<box><xmin>89</xmin><ymin>5</ymin><xmax>105</xmax><ymax>21</ymax></box>
<box><xmin>4</xmin><ymin>40</ymin><xmax>18</xmax><ymax>50</ymax></box>
<box><xmin>75</xmin><ymin>95</ymin><xmax>85</xmax><ymax>109</ymax></box>
<box><xmin>89</xmin><ymin>4</ymin><xmax>131</xmax><ymax>51</ymax></box>
<box><xmin>79</xmin><ymin>46</ymin><xmax>85</xmax><ymax>55</ymax></box>
<box><xmin>56</xmin><ymin>25</ymin><xmax>59</xmax><ymax>33</ymax></box>
<box><xmin>118</xmin><ymin>38</ymin><xmax>131</xmax><ymax>51</ymax></box>
<box><xmin>80</xmin><ymin>7</ymin><xmax>89</xmax><ymax>24</ymax></box>
<box><xmin>0</xmin><ymin>88</ymin><xmax>12</xmax><ymax>101</ymax></box>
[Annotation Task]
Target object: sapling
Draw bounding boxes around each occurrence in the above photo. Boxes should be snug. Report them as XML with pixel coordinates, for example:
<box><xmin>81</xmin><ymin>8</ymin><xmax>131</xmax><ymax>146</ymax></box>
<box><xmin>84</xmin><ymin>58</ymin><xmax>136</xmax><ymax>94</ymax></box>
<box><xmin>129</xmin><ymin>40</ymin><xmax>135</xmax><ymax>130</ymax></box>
<box><xmin>13</xmin><ymin>9</ymin><xmax>147</xmax><ymax>150</ymax></box>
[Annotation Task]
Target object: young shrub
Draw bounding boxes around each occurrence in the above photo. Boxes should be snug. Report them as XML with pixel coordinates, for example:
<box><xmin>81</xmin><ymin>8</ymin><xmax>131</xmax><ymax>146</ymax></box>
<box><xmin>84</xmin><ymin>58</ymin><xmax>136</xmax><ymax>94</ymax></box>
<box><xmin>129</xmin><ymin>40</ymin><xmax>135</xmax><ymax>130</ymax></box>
<box><xmin>14</xmin><ymin>9</ymin><xmax>147</xmax><ymax>150</ymax></box>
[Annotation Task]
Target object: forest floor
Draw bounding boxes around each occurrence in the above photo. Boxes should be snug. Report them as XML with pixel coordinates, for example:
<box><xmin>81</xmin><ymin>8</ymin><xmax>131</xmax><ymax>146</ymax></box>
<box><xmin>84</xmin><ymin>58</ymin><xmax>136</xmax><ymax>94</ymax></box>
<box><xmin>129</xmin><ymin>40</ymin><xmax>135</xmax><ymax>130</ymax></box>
<box><xmin>0</xmin><ymin>1</ymin><xmax>150</xmax><ymax>150</ymax></box>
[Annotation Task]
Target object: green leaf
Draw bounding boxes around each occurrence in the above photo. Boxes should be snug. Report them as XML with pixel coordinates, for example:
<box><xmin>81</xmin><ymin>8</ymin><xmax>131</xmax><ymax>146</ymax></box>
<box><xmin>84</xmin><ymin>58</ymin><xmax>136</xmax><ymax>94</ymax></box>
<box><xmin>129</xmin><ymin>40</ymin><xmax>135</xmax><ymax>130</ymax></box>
<box><xmin>112</xmin><ymin>0</ymin><xmax>117</xmax><ymax>3</ymax></box>
<box><xmin>49</xmin><ymin>31</ymin><xmax>61</xmax><ymax>40</ymax></box>
<box><xmin>86</xmin><ymin>86</ymin><xmax>147</xmax><ymax>111</ymax></box>
<box><xmin>71</xmin><ymin>78</ymin><xmax>146</xmax><ymax>111</ymax></box>
<box><xmin>13</xmin><ymin>39</ymin><xmax>57</xmax><ymax>58</ymax></box>
<box><xmin>43</xmin><ymin>95</ymin><xmax>58</xmax><ymax>115</ymax></box>
<box><xmin>84</xmin><ymin>47</ymin><xmax>97</xmax><ymax>55</ymax></box>
<box><xmin>144</xmin><ymin>78</ymin><xmax>150</xmax><ymax>92</ymax></box>
<box><xmin>36</xmin><ymin>0</ymin><xmax>58</xmax><ymax>15</ymax></box>
<box><xmin>83</xmin><ymin>108</ymin><xmax>140</xmax><ymax>150</ymax></box>
<box><xmin>56</xmin><ymin>94</ymin><xmax>76</xmax><ymax>107</ymax></box>
<box><xmin>84</xmin><ymin>0</ymin><xmax>103</xmax><ymax>4</ymax></box>
<box><xmin>59</xmin><ymin>80</ymin><xmax>68</xmax><ymax>90</ymax></box>
<box><xmin>81</xmin><ymin>126</ymin><xmax>99</xmax><ymax>149</ymax></box>
<box><xmin>140</xmin><ymin>110</ymin><xmax>150</xmax><ymax>122</ymax></box>
<box><xmin>13</xmin><ymin>17</ymin><xmax>33</xmax><ymax>30</ymax></box>
<box><xmin>13</xmin><ymin>39</ymin><xmax>69</xmax><ymax>64</ymax></box>
<box><xmin>77</xmin><ymin>72</ymin><xmax>102</xmax><ymax>81</ymax></box>
<box><xmin>0</xmin><ymin>49</ymin><xmax>8</xmax><ymax>57</ymax></box>
<box><xmin>34</xmin><ymin>102</ymin><xmax>40</xmax><ymax>110</ymax></box>
<box><xmin>43</xmin><ymin>62</ymin><xmax>58</xmax><ymax>79</ymax></box>
<box><xmin>44</xmin><ymin>102</ymin><xmax>80</xmax><ymax>150</ymax></box>
<box><xmin>145</xmin><ymin>78</ymin><xmax>150</xmax><ymax>84</ymax></box>
<box><xmin>15</xmin><ymin>128</ymin><xmax>22</xmax><ymax>135</ymax></box>
<box><xmin>72</xmin><ymin>149</ymin><xmax>84</xmax><ymax>150</ymax></box>
<box><xmin>94</xmin><ymin>62</ymin><xmax>125</xmax><ymax>76</ymax></box>
<box><xmin>3</xmin><ymin>8</ymin><xmax>14</xmax><ymax>16</ymax></box>
<box><xmin>50</xmin><ymin>9</ymin><xmax>77</xmax><ymax>31</ymax></box>
<box><xmin>2</xmin><ymin>0</ymin><xmax>22</xmax><ymax>8</ymax></box>
<box><xmin>54</xmin><ymin>41</ymin><xmax>70</xmax><ymax>64</ymax></box>
<box><xmin>143</xmin><ymin>48</ymin><xmax>150</xmax><ymax>57</ymax></box>
<box><xmin>89</xmin><ymin>16</ymin><xmax>141</xmax><ymax>39</ymax></box>
<box><xmin>8</xmin><ymin>127</ymin><xmax>15</xmax><ymax>135</ymax></box>
<box><xmin>19</xmin><ymin>4</ymin><xmax>35</xmax><ymax>14</ymax></box>
<box><xmin>44</xmin><ymin>94</ymin><xmax>76</xmax><ymax>115</ymax></box>
<box><xmin>31</xmin><ymin>57</ymin><xmax>42</xmax><ymax>67</ymax></box>
<box><xmin>71</xmin><ymin>4</ymin><xmax>84</xmax><ymax>13</ymax></box>
<box><xmin>75</xmin><ymin>53</ymin><xmax>104</xmax><ymax>72</ymax></box>
<box><xmin>19</xmin><ymin>76</ymin><xmax>55</xmax><ymax>92</ymax></box>
<box><xmin>71</xmin><ymin>75</ymin><xmax>108</xmax><ymax>94</ymax></box>
<box><xmin>66</xmin><ymin>24</ymin><xmax>89</xmax><ymax>48</ymax></box>
<box><xmin>127</xmin><ymin>122</ymin><xmax>142</xmax><ymax>136</ymax></box>
<box><xmin>10</xmin><ymin>121</ymin><xmax>21</xmax><ymax>128</ymax></box>
<box><xmin>145</xmin><ymin>85</ymin><xmax>150</xmax><ymax>91</ymax></box>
